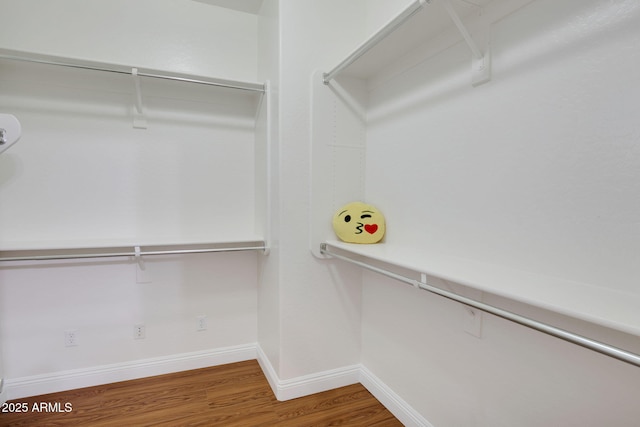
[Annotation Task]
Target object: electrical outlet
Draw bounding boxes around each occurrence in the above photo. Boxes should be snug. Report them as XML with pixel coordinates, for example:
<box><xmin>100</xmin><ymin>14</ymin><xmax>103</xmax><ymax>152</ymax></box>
<box><xmin>64</xmin><ymin>330</ymin><xmax>78</xmax><ymax>347</ymax></box>
<box><xmin>197</xmin><ymin>315</ymin><xmax>207</xmax><ymax>331</ymax></box>
<box><xmin>134</xmin><ymin>324</ymin><xmax>145</xmax><ymax>340</ymax></box>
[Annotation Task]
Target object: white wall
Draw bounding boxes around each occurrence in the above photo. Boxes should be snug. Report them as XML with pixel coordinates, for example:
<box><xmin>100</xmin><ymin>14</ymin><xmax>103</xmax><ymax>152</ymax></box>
<box><xmin>362</xmin><ymin>272</ymin><xmax>640</xmax><ymax>426</ymax></box>
<box><xmin>274</xmin><ymin>0</ymin><xmax>370</xmax><ymax>381</ymax></box>
<box><xmin>254</xmin><ymin>0</ymin><xmax>371</xmax><ymax>385</ymax></box>
<box><xmin>0</xmin><ymin>0</ymin><xmax>258</xmax><ymax>81</ymax></box>
<box><xmin>0</xmin><ymin>0</ymin><xmax>261</xmax><ymax>400</ymax></box>
<box><xmin>366</xmin><ymin>0</ymin><xmax>640</xmax><ymax>293</ymax></box>
<box><xmin>0</xmin><ymin>60</ymin><xmax>259</xmax><ymax>246</ymax></box>
<box><xmin>361</xmin><ymin>0</ymin><xmax>640</xmax><ymax>425</ymax></box>
<box><xmin>256</xmin><ymin>0</ymin><xmax>282</xmax><ymax>375</ymax></box>
<box><xmin>364</xmin><ymin>0</ymin><xmax>414</xmax><ymax>33</ymax></box>
<box><xmin>0</xmin><ymin>252</ymin><xmax>258</xmax><ymax>377</ymax></box>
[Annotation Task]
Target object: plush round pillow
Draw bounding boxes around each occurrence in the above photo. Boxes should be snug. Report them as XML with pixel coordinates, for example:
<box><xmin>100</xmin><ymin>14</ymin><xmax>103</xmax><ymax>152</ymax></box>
<box><xmin>332</xmin><ymin>201</ymin><xmax>385</xmax><ymax>244</ymax></box>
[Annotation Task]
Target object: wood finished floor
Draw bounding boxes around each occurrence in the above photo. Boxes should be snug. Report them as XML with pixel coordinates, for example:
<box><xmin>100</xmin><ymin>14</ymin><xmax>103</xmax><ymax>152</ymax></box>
<box><xmin>1</xmin><ymin>360</ymin><xmax>403</xmax><ymax>426</ymax></box>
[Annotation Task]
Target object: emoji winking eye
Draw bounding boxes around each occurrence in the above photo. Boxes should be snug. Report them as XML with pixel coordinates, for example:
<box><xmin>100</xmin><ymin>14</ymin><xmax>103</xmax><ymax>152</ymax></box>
<box><xmin>332</xmin><ymin>201</ymin><xmax>385</xmax><ymax>244</ymax></box>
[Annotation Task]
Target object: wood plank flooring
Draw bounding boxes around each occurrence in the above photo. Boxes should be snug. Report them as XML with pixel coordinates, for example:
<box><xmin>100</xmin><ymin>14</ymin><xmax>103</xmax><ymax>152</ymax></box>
<box><xmin>1</xmin><ymin>360</ymin><xmax>403</xmax><ymax>426</ymax></box>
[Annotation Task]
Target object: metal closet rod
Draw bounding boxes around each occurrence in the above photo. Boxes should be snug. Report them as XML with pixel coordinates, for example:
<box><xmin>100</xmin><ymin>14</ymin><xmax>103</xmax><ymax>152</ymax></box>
<box><xmin>0</xmin><ymin>243</ymin><xmax>267</xmax><ymax>262</ymax></box>
<box><xmin>0</xmin><ymin>53</ymin><xmax>265</xmax><ymax>93</ymax></box>
<box><xmin>320</xmin><ymin>244</ymin><xmax>640</xmax><ymax>368</ymax></box>
<box><xmin>322</xmin><ymin>0</ymin><xmax>430</xmax><ymax>84</ymax></box>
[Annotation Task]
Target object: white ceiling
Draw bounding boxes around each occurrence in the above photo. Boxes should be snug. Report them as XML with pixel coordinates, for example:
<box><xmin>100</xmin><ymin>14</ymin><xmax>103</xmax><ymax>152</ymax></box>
<box><xmin>191</xmin><ymin>0</ymin><xmax>264</xmax><ymax>14</ymax></box>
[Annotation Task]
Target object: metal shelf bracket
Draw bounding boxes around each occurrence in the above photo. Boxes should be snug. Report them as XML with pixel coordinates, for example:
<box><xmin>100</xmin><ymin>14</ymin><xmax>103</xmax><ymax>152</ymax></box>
<box><xmin>132</xmin><ymin>68</ymin><xmax>148</xmax><ymax>129</ymax></box>
<box><xmin>440</xmin><ymin>0</ymin><xmax>491</xmax><ymax>86</ymax></box>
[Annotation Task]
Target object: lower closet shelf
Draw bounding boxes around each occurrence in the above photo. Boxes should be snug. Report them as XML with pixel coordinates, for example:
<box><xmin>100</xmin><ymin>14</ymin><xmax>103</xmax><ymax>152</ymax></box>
<box><xmin>322</xmin><ymin>240</ymin><xmax>640</xmax><ymax>368</ymax></box>
<box><xmin>0</xmin><ymin>238</ymin><xmax>266</xmax><ymax>262</ymax></box>
<box><xmin>322</xmin><ymin>240</ymin><xmax>640</xmax><ymax>338</ymax></box>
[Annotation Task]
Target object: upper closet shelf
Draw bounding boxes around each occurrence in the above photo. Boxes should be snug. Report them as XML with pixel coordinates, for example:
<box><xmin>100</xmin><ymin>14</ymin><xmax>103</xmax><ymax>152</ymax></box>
<box><xmin>322</xmin><ymin>0</ymin><xmax>533</xmax><ymax>87</ymax></box>
<box><xmin>0</xmin><ymin>238</ymin><xmax>266</xmax><ymax>262</ymax></box>
<box><xmin>0</xmin><ymin>49</ymin><xmax>265</xmax><ymax>93</ymax></box>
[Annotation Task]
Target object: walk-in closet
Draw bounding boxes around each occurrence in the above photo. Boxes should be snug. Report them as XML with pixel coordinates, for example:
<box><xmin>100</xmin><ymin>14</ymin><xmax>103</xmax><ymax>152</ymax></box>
<box><xmin>1</xmin><ymin>1</ymin><xmax>639</xmax><ymax>426</ymax></box>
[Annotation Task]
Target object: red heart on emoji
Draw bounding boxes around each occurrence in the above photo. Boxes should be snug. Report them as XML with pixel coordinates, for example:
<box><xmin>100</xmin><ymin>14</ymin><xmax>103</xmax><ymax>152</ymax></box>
<box><xmin>364</xmin><ymin>224</ymin><xmax>378</xmax><ymax>234</ymax></box>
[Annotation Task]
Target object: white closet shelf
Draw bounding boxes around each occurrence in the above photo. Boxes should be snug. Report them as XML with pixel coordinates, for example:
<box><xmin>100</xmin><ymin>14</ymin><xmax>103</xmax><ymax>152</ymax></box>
<box><xmin>322</xmin><ymin>240</ymin><xmax>640</xmax><ymax>338</ymax></box>
<box><xmin>0</xmin><ymin>237</ymin><xmax>266</xmax><ymax>262</ymax></box>
<box><xmin>322</xmin><ymin>0</ymin><xmax>534</xmax><ymax>85</ymax></box>
<box><xmin>0</xmin><ymin>49</ymin><xmax>265</xmax><ymax>93</ymax></box>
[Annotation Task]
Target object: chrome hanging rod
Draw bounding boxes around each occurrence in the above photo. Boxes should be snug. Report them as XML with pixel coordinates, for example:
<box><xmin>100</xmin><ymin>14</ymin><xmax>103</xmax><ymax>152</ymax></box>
<box><xmin>0</xmin><ymin>242</ymin><xmax>267</xmax><ymax>262</ymax></box>
<box><xmin>0</xmin><ymin>52</ymin><xmax>265</xmax><ymax>93</ymax></box>
<box><xmin>322</xmin><ymin>0</ymin><xmax>430</xmax><ymax>84</ymax></box>
<box><xmin>320</xmin><ymin>243</ymin><xmax>640</xmax><ymax>368</ymax></box>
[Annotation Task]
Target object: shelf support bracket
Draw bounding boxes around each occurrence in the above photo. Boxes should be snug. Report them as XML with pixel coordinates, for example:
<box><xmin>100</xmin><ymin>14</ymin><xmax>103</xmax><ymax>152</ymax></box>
<box><xmin>134</xmin><ymin>245</ymin><xmax>152</xmax><ymax>283</ymax></box>
<box><xmin>440</xmin><ymin>0</ymin><xmax>491</xmax><ymax>86</ymax></box>
<box><xmin>132</xmin><ymin>68</ymin><xmax>148</xmax><ymax>129</ymax></box>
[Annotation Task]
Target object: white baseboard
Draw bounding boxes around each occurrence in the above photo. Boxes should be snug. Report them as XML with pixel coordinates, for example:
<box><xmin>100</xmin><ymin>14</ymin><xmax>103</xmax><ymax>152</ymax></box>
<box><xmin>5</xmin><ymin>343</ymin><xmax>257</xmax><ymax>400</ymax></box>
<box><xmin>256</xmin><ymin>346</ymin><xmax>431</xmax><ymax>426</ymax></box>
<box><xmin>6</xmin><ymin>344</ymin><xmax>431</xmax><ymax>427</ymax></box>
<box><xmin>0</xmin><ymin>377</ymin><xmax>7</xmax><ymax>404</ymax></box>
<box><xmin>359</xmin><ymin>366</ymin><xmax>434</xmax><ymax>427</ymax></box>
<box><xmin>256</xmin><ymin>345</ymin><xmax>360</xmax><ymax>401</ymax></box>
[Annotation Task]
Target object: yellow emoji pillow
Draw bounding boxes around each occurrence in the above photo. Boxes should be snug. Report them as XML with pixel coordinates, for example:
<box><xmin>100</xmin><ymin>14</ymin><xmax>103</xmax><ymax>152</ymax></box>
<box><xmin>332</xmin><ymin>201</ymin><xmax>385</xmax><ymax>244</ymax></box>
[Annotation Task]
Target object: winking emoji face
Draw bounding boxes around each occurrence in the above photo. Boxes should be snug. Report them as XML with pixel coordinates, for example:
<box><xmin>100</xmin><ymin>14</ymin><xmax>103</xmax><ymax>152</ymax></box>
<box><xmin>332</xmin><ymin>201</ymin><xmax>385</xmax><ymax>244</ymax></box>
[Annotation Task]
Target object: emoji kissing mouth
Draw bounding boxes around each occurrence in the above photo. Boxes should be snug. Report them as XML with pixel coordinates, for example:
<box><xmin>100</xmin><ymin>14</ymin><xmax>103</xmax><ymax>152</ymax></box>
<box><xmin>356</xmin><ymin>223</ymin><xmax>379</xmax><ymax>235</ymax></box>
<box><xmin>364</xmin><ymin>224</ymin><xmax>378</xmax><ymax>234</ymax></box>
